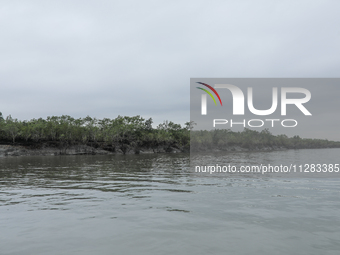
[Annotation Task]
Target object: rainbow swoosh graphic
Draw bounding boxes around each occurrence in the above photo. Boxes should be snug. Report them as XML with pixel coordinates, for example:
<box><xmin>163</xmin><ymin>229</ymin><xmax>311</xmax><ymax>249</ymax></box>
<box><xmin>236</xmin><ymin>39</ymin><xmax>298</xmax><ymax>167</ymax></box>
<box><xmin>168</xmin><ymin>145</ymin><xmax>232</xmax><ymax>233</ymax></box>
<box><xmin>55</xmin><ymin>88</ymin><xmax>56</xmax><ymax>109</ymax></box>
<box><xmin>196</xmin><ymin>82</ymin><xmax>223</xmax><ymax>106</ymax></box>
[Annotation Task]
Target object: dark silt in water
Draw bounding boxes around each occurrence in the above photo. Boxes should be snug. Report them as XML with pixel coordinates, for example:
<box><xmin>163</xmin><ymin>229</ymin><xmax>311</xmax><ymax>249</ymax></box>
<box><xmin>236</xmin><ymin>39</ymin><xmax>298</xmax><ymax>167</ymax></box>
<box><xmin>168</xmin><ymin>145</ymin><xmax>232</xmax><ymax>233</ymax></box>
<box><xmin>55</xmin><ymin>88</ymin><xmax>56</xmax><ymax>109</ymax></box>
<box><xmin>1</xmin><ymin>149</ymin><xmax>340</xmax><ymax>255</ymax></box>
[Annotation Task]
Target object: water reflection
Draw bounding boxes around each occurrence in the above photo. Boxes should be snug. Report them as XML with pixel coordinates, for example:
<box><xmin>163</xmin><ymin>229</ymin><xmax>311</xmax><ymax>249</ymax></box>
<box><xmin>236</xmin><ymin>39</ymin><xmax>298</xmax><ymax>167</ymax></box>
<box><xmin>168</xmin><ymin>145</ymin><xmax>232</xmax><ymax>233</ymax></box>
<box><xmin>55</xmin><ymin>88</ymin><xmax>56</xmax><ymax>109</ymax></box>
<box><xmin>0</xmin><ymin>154</ymin><xmax>193</xmax><ymax>212</ymax></box>
<box><xmin>1</xmin><ymin>150</ymin><xmax>340</xmax><ymax>255</ymax></box>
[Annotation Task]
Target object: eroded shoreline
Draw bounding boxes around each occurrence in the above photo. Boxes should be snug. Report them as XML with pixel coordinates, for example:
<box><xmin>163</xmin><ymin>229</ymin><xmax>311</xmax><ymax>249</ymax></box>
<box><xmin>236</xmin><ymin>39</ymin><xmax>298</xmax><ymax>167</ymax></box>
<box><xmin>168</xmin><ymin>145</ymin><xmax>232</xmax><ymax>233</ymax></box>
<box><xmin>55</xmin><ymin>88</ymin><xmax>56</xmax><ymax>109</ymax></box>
<box><xmin>0</xmin><ymin>144</ymin><xmax>185</xmax><ymax>157</ymax></box>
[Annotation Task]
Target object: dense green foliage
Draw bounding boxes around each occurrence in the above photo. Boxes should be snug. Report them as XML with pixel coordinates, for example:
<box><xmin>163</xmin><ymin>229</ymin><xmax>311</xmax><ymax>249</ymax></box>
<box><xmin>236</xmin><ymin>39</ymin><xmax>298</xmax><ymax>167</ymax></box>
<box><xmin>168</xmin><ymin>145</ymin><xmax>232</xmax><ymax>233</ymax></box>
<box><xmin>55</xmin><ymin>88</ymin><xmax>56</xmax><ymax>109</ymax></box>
<box><xmin>1</xmin><ymin>112</ymin><xmax>339</xmax><ymax>154</ymax></box>
<box><xmin>0</xmin><ymin>113</ymin><xmax>191</xmax><ymax>154</ymax></box>
<box><xmin>191</xmin><ymin>128</ymin><xmax>340</xmax><ymax>151</ymax></box>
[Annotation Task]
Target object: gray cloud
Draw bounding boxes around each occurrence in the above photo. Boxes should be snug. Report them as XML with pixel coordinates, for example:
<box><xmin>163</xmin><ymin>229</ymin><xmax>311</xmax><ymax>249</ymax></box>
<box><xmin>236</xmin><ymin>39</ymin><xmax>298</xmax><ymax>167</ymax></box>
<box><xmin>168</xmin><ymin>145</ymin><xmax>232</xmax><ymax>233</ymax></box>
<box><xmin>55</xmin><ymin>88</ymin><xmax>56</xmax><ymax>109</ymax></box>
<box><xmin>1</xmin><ymin>0</ymin><xmax>340</xmax><ymax>130</ymax></box>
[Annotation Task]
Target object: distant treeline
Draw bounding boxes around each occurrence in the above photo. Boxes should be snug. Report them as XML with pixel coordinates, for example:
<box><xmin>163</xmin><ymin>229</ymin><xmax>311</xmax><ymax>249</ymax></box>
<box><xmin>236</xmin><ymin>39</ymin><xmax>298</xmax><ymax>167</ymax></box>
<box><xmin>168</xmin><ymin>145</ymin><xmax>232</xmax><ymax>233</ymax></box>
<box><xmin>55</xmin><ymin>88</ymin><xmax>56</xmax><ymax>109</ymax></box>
<box><xmin>0</xmin><ymin>112</ymin><xmax>339</xmax><ymax>154</ymax></box>
<box><xmin>0</xmin><ymin>113</ymin><xmax>191</xmax><ymax>154</ymax></box>
<box><xmin>191</xmin><ymin>128</ymin><xmax>340</xmax><ymax>152</ymax></box>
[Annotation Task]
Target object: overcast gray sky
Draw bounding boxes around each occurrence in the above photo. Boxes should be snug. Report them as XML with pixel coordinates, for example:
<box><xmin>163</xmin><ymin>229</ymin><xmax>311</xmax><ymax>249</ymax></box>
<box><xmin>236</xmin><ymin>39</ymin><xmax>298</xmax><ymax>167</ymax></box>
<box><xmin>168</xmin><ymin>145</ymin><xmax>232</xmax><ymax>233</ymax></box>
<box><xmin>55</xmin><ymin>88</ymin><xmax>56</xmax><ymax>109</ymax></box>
<box><xmin>1</xmin><ymin>0</ymin><xmax>340</xmax><ymax>128</ymax></box>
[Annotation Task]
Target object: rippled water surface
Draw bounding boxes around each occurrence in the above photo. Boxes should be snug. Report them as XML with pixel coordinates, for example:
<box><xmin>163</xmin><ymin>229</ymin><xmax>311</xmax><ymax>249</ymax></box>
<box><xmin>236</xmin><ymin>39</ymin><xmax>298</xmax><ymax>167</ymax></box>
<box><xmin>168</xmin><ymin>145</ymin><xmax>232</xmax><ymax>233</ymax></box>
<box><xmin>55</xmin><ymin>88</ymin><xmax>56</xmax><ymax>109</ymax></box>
<box><xmin>1</xmin><ymin>149</ymin><xmax>340</xmax><ymax>255</ymax></box>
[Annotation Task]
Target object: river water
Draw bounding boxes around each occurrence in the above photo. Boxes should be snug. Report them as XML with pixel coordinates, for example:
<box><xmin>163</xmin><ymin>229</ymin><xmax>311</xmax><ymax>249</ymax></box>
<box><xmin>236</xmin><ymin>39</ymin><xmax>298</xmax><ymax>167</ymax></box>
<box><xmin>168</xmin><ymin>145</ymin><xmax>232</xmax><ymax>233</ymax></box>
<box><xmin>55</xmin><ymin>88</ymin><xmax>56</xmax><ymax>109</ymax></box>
<box><xmin>1</xmin><ymin>149</ymin><xmax>340</xmax><ymax>255</ymax></box>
